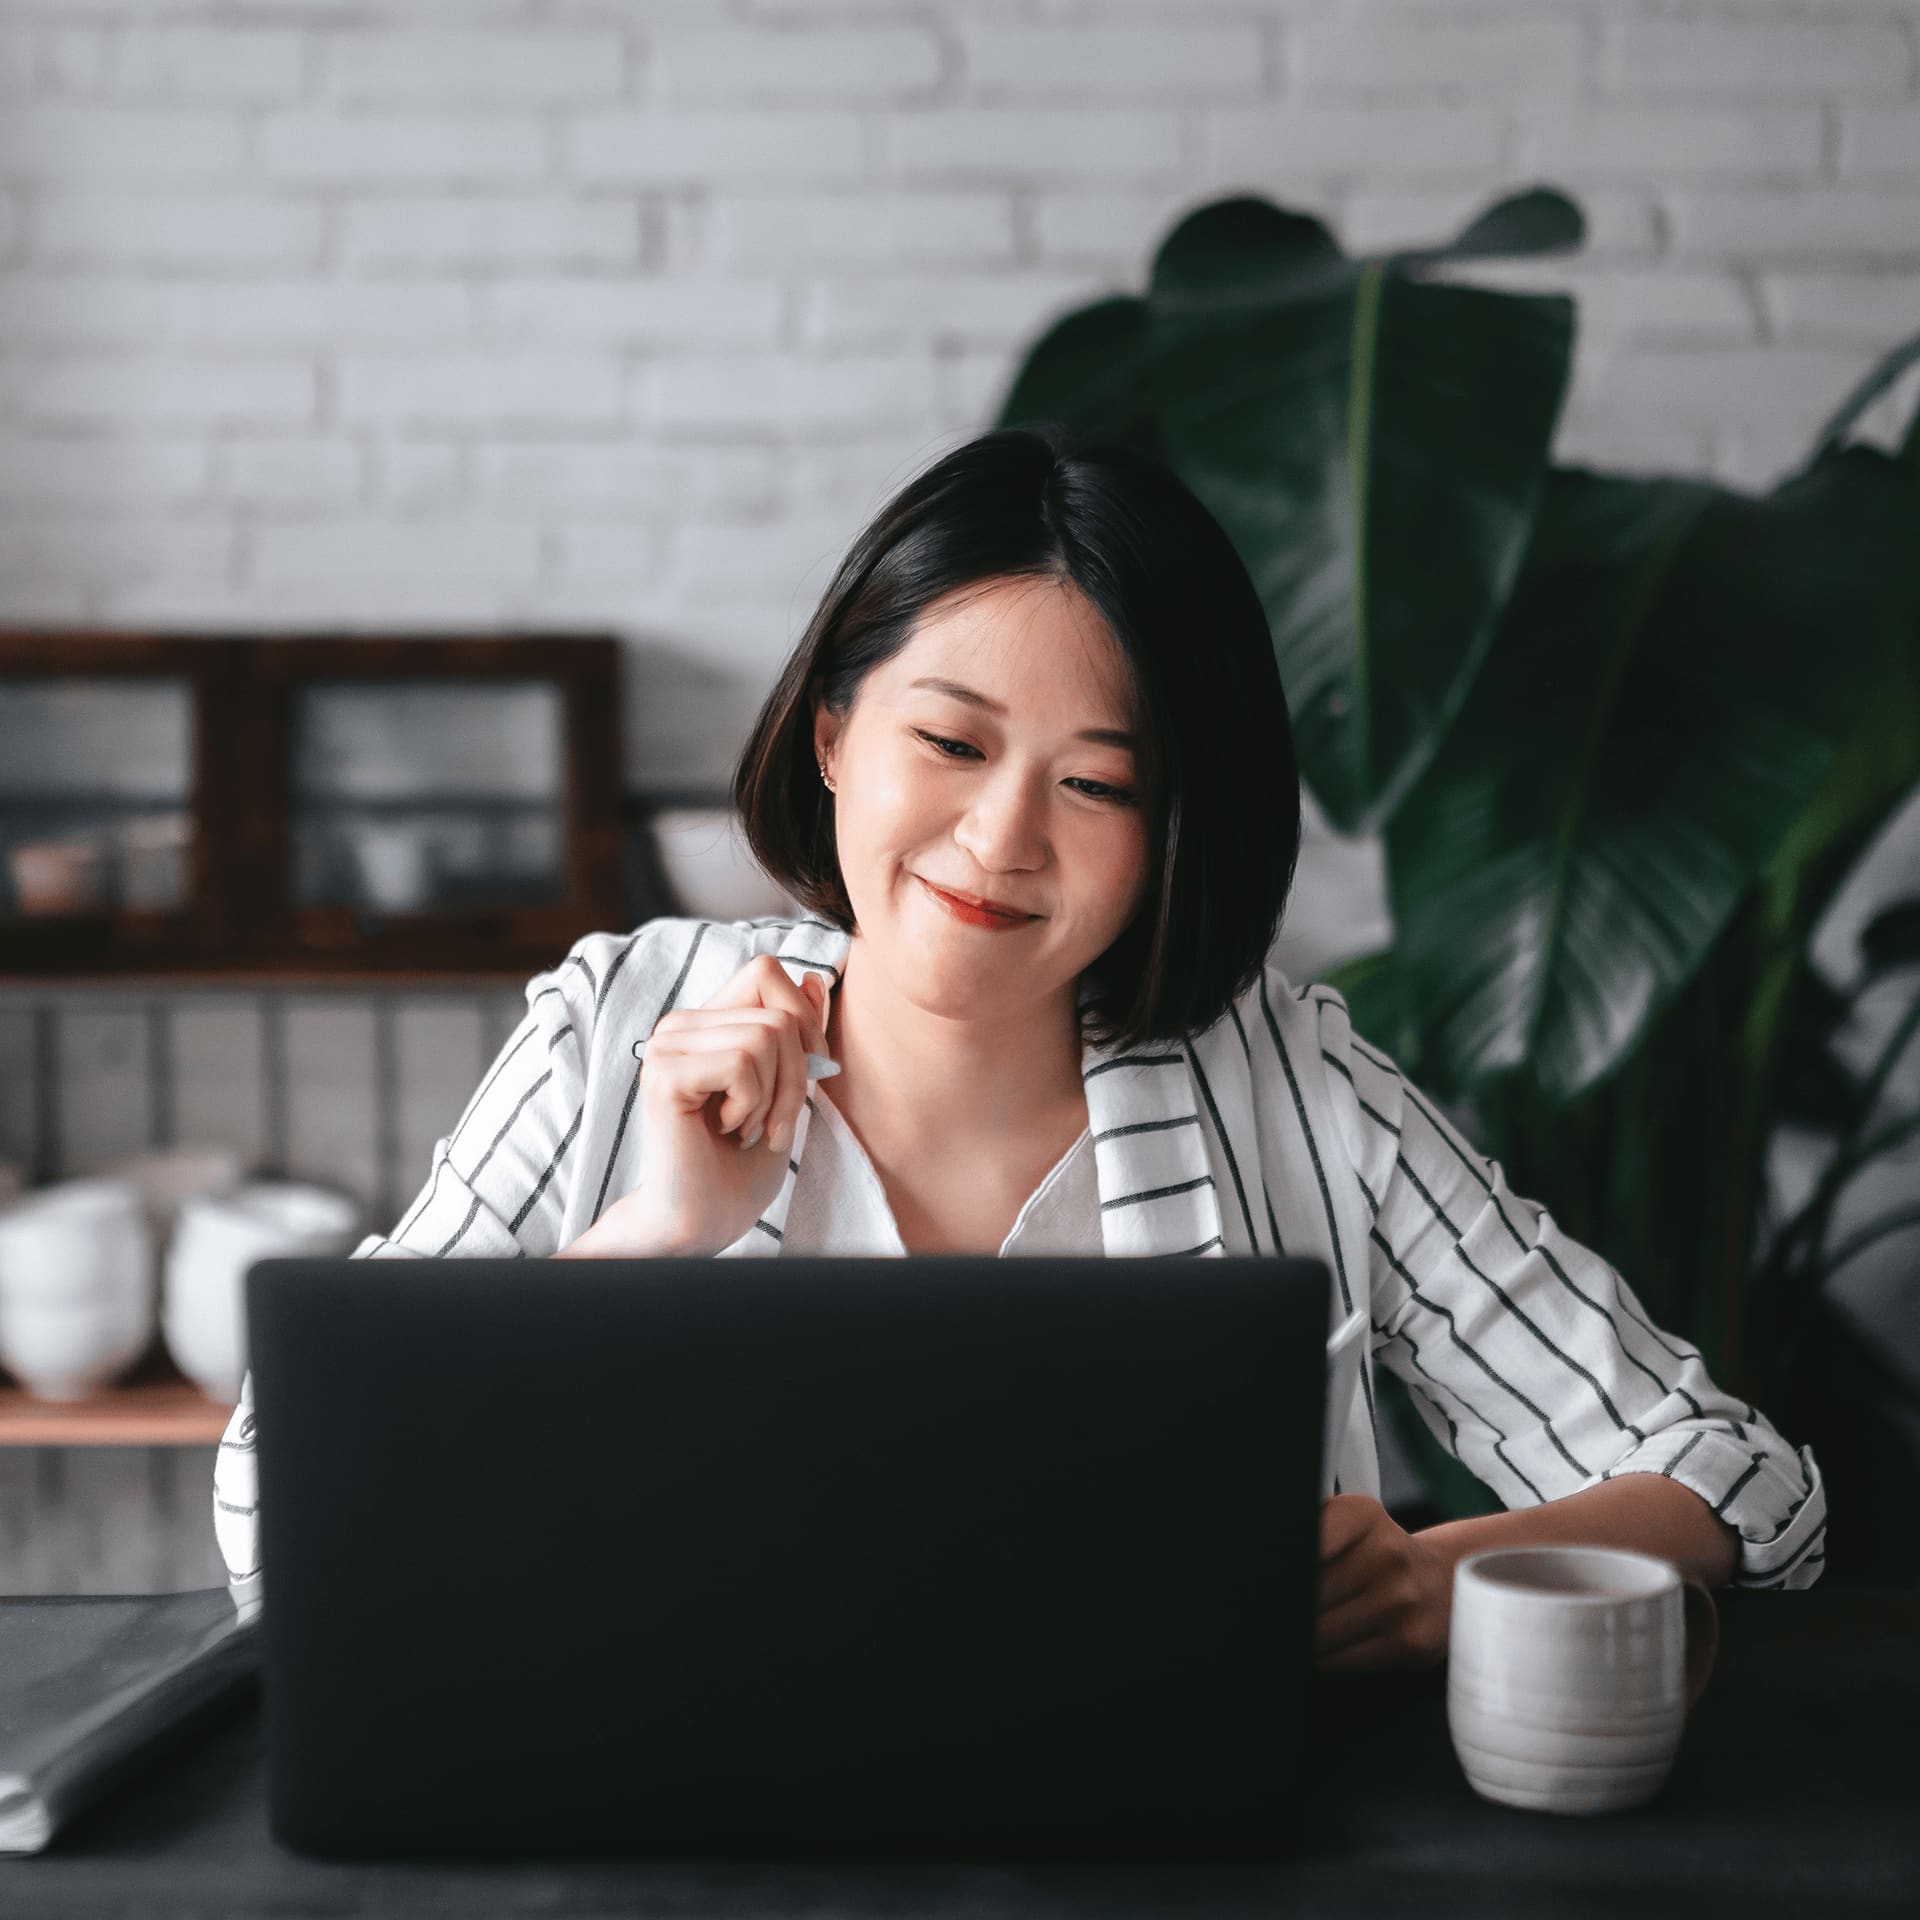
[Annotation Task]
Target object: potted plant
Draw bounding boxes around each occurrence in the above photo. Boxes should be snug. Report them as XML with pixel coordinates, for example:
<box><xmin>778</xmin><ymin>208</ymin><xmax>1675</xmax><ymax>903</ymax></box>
<box><xmin>994</xmin><ymin>188</ymin><xmax>1920</xmax><ymax>1582</ymax></box>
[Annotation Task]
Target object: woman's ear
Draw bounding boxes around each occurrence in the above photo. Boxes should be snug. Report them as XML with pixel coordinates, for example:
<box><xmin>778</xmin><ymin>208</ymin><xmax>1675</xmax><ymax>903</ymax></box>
<box><xmin>811</xmin><ymin>695</ymin><xmax>841</xmax><ymax>777</ymax></box>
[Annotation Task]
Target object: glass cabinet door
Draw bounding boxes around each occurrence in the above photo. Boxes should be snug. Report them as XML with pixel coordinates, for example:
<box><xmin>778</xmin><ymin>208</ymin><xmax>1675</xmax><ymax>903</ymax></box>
<box><xmin>0</xmin><ymin>631</ymin><xmax>620</xmax><ymax>979</ymax></box>
<box><xmin>0</xmin><ymin>678</ymin><xmax>195</xmax><ymax>921</ymax></box>
<box><xmin>289</xmin><ymin>680</ymin><xmax>567</xmax><ymax>916</ymax></box>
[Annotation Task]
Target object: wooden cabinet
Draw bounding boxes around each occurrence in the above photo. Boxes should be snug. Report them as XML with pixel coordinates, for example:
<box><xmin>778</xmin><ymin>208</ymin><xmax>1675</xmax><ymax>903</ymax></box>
<box><xmin>0</xmin><ymin>632</ymin><xmax>628</xmax><ymax>982</ymax></box>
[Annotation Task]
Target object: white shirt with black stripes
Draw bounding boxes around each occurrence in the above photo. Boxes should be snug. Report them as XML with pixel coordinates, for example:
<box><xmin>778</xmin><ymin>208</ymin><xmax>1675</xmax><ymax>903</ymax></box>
<box><xmin>214</xmin><ymin>913</ymin><xmax>1828</xmax><ymax>1620</ymax></box>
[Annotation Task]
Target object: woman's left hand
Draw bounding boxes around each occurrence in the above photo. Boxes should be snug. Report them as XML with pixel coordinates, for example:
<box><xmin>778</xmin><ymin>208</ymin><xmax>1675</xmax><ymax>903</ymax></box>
<box><xmin>1315</xmin><ymin>1494</ymin><xmax>1451</xmax><ymax>1675</ymax></box>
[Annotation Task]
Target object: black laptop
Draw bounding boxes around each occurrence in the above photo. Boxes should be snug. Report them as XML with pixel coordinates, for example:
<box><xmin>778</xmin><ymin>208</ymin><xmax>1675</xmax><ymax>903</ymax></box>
<box><xmin>245</xmin><ymin>1252</ymin><xmax>1333</xmax><ymax>1865</ymax></box>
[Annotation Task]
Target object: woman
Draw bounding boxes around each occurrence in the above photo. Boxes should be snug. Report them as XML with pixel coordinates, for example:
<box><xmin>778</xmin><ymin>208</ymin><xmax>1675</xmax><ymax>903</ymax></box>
<box><xmin>215</xmin><ymin>422</ymin><xmax>1827</xmax><ymax>1658</ymax></box>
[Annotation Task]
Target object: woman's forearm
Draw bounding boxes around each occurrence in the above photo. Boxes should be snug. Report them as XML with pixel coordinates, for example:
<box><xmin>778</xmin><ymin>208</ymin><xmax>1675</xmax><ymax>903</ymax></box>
<box><xmin>1414</xmin><ymin>1472</ymin><xmax>1743</xmax><ymax>1597</ymax></box>
<box><xmin>552</xmin><ymin>1190</ymin><xmax>711</xmax><ymax>1259</ymax></box>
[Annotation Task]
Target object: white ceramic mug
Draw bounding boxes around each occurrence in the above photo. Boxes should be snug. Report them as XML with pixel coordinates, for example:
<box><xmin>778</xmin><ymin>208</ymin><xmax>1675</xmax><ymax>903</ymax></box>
<box><xmin>1447</xmin><ymin>1544</ymin><xmax>1720</xmax><ymax>1815</ymax></box>
<box><xmin>162</xmin><ymin>1180</ymin><xmax>360</xmax><ymax>1402</ymax></box>
<box><xmin>0</xmin><ymin>1178</ymin><xmax>157</xmax><ymax>1399</ymax></box>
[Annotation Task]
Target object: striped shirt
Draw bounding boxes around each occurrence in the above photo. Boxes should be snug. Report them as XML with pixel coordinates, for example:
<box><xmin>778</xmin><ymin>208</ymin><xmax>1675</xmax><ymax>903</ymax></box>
<box><xmin>214</xmin><ymin>912</ymin><xmax>1828</xmax><ymax>1618</ymax></box>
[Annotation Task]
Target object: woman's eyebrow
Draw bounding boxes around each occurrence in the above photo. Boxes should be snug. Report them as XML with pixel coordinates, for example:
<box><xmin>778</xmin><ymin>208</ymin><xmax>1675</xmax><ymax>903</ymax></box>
<box><xmin>906</xmin><ymin>676</ymin><xmax>1138</xmax><ymax>750</ymax></box>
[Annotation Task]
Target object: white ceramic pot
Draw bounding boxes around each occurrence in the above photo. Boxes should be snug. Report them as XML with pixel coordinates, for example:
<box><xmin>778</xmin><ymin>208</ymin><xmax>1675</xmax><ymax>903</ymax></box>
<box><xmin>89</xmin><ymin>1147</ymin><xmax>243</xmax><ymax>1267</ymax></box>
<box><xmin>0</xmin><ymin>1179</ymin><xmax>155</xmax><ymax>1399</ymax></box>
<box><xmin>648</xmin><ymin>807</ymin><xmax>800</xmax><ymax>921</ymax></box>
<box><xmin>162</xmin><ymin>1181</ymin><xmax>360</xmax><ymax>1402</ymax></box>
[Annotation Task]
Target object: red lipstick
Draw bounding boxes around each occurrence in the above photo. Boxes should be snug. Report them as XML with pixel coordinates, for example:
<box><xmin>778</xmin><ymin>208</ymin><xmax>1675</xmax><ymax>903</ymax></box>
<box><xmin>918</xmin><ymin>877</ymin><xmax>1039</xmax><ymax>930</ymax></box>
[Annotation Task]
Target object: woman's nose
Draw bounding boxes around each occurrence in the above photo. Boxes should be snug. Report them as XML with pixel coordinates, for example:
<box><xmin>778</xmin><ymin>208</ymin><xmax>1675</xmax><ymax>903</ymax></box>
<box><xmin>953</xmin><ymin>772</ymin><xmax>1048</xmax><ymax>868</ymax></box>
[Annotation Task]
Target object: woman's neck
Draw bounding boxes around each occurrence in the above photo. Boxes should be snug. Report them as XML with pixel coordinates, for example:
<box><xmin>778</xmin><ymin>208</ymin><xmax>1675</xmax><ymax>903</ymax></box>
<box><xmin>823</xmin><ymin>933</ymin><xmax>1087</xmax><ymax>1161</ymax></box>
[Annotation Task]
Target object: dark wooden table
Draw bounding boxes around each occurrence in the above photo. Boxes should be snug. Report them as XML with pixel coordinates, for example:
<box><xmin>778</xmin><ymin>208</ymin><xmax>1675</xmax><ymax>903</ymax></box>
<box><xmin>9</xmin><ymin>1587</ymin><xmax>1916</xmax><ymax>1918</ymax></box>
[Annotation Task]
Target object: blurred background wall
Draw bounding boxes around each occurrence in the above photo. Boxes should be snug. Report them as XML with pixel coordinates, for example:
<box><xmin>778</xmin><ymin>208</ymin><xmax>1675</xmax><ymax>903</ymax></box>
<box><xmin>5</xmin><ymin>2</ymin><xmax>1920</xmax><ymax>779</ymax></box>
<box><xmin>1</xmin><ymin>0</ymin><xmax>1916</xmax><ymax>1589</ymax></box>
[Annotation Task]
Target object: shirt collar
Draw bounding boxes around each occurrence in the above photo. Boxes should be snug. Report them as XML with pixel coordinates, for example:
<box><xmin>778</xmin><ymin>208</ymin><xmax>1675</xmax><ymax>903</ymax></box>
<box><xmin>719</xmin><ymin>924</ymin><xmax>1226</xmax><ymax>1260</ymax></box>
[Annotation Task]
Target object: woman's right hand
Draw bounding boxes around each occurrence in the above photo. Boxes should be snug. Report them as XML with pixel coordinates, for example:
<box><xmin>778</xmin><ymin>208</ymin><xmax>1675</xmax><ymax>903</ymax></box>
<box><xmin>602</xmin><ymin>953</ymin><xmax>833</xmax><ymax>1257</ymax></box>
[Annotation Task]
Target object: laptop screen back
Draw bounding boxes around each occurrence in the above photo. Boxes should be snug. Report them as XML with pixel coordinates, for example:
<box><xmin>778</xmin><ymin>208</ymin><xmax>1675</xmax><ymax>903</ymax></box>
<box><xmin>249</xmin><ymin>1252</ymin><xmax>1332</xmax><ymax>1864</ymax></box>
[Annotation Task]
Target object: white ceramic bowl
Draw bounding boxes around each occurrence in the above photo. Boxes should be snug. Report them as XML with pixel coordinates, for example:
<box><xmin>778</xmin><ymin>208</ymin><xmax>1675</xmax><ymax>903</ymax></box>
<box><xmin>649</xmin><ymin>807</ymin><xmax>800</xmax><ymax>921</ymax></box>
<box><xmin>0</xmin><ymin>1179</ymin><xmax>155</xmax><ymax>1399</ymax></box>
<box><xmin>0</xmin><ymin>1294</ymin><xmax>155</xmax><ymax>1401</ymax></box>
<box><xmin>162</xmin><ymin>1181</ymin><xmax>360</xmax><ymax>1402</ymax></box>
<box><xmin>89</xmin><ymin>1147</ymin><xmax>243</xmax><ymax>1262</ymax></box>
<box><xmin>0</xmin><ymin>1178</ymin><xmax>153</xmax><ymax>1306</ymax></box>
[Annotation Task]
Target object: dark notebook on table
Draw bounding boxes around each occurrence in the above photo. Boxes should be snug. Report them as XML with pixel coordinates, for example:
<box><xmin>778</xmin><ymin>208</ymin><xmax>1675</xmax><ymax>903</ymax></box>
<box><xmin>0</xmin><ymin>1588</ymin><xmax>259</xmax><ymax>1855</ymax></box>
<box><xmin>247</xmin><ymin>1252</ymin><xmax>1333</xmax><ymax>1865</ymax></box>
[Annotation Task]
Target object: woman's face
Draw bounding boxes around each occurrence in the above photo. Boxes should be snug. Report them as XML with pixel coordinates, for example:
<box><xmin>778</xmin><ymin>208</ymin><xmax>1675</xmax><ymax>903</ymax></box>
<box><xmin>812</xmin><ymin>575</ymin><xmax>1153</xmax><ymax>1021</ymax></box>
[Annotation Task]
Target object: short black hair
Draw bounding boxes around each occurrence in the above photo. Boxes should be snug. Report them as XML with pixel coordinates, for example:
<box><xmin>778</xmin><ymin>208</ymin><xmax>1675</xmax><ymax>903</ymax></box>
<box><xmin>732</xmin><ymin>420</ymin><xmax>1302</xmax><ymax>1052</ymax></box>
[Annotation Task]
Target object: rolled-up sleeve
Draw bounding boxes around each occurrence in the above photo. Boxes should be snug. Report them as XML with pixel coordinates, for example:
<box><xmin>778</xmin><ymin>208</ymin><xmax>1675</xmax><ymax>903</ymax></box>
<box><xmin>212</xmin><ymin>1370</ymin><xmax>262</xmax><ymax>1621</ymax></box>
<box><xmin>1310</xmin><ymin>984</ymin><xmax>1827</xmax><ymax>1593</ymax></box>
<box><xmin>212</xmin><ymin>944</ymin><xmax>597</xmax><ymax>1613</ymax></box>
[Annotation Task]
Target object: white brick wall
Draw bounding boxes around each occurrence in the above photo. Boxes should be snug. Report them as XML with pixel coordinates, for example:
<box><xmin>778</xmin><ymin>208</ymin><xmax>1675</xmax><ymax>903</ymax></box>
<box><xmin>2</xmin><ymin>3</ymin><xmax>1919</xmax><ymax>1584</ymax></box>
<box><xmin>0</xmin><ymin>0</ymin><xmax>1910</xmax><ymax>787</ymax></box>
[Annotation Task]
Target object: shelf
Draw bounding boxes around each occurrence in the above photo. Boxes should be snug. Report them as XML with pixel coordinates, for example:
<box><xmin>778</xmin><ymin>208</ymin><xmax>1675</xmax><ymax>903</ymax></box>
<box><xmin>290</xmin><ymin>794</ymin><xmax>558</xmax><ymax>814</ymax></box>
<box><xmin>0</xmin><ymin>967</ymin><xmax>540</xmax><ymax>991</ymax></box>
<box><xmin>0</xmin><ymin>1337</ymin><xmax>236</xmax><ymax>1446</ymax></box>
<box><xmin>0</xmin><ymin>630</ymin><xmax>633</xmax><ymax>980</ymax></box>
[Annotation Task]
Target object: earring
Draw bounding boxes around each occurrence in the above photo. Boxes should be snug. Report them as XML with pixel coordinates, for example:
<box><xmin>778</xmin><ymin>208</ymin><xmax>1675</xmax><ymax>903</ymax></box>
<box><xmin>818</xmin><ymin>758</ymin><xmax>835</xmax><ymax>793</ymax></box>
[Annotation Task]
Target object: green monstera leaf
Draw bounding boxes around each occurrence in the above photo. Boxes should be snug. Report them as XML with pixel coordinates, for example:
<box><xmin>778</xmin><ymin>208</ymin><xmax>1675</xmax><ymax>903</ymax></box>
<box><xmin>995</xmin><ymin>295</ymin><xmax>1162</xmax><ymax>459</ymax></box>
<box><xmin>1383</xmin><ymin>447</ymin><xmax>1920</xmax><ymax>1106</ymax></box>
<box><xmin>995</xmin><ymin>188</ymin><xmax>1582</xmax><ymax>836</ymax></box>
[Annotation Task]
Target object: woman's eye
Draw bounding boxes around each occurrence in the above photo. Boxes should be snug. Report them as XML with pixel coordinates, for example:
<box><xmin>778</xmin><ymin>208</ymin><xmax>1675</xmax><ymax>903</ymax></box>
<box><xmin>913</xmin><ymin>731</ymin><xmax>1134</xmax><ymax>805</ymax></box>
<box><xmin>916</xmin><ymin>730</ymin><xmax>976</xmax><ymax>760</ymax></box>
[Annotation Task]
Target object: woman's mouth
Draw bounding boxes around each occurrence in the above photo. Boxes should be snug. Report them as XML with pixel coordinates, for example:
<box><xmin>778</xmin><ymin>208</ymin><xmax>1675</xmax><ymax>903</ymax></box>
<box><xmin>917</xmin><ymin>877</ymin><xmax>1040</xmax><ymax>930</ymax></box>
